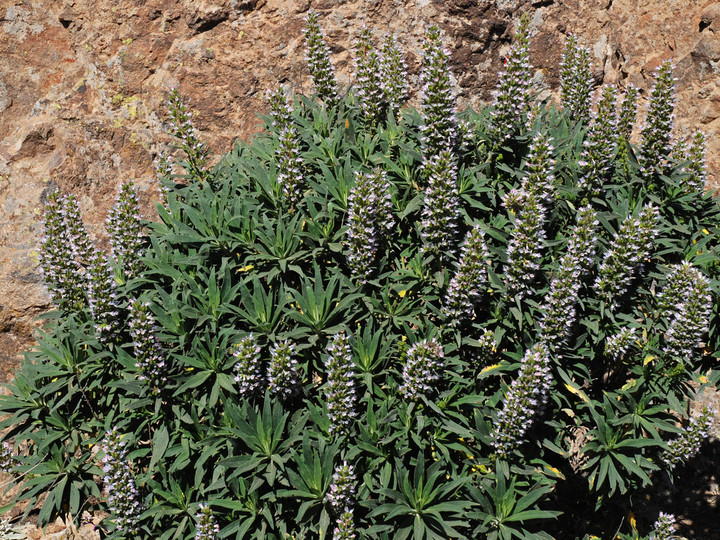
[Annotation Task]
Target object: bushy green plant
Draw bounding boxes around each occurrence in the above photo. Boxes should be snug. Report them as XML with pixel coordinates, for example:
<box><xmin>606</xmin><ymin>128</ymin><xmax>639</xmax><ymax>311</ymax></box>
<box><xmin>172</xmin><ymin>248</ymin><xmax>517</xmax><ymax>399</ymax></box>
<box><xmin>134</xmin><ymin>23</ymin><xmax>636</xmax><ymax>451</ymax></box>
<box><xmin>2</xmin><ymin>15</ymin><xmax>719</xmax><ymax>540</ymax></box>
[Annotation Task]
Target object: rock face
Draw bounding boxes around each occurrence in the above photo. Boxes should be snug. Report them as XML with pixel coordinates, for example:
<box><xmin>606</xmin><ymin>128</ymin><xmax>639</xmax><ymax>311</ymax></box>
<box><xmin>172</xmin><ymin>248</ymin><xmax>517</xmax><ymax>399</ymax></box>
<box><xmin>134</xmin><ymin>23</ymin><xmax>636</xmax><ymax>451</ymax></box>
<box><xmin>1</xmin><ymin>0</ymin><xmax>719</xmax><ymax>364</ymax></box>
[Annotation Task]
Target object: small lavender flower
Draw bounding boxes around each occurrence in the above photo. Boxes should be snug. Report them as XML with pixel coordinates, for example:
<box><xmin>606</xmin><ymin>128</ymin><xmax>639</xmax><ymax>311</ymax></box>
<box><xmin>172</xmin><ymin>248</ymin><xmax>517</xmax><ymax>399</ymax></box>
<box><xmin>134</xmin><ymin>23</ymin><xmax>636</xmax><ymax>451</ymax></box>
<box><xmin>305</xmin><ymin>12</ymin><xmax>339</xmax><ymax>108</ymax></box>
<box><xmin>167</xmin><ymin>88</ymin><xmax>209</xmax><ymax>181</ymax></box>
<box><xmin>380</xmin><ymin>33</ymin><xmax>409</xmax><ymax>117</ymax></box>
<box><xmin>398</xmin><ymin>338</ymin><xmax>444</xmax><ymax>400</ymax></box>
<box><xmin>86</xmin><ymin>247</ymin><xmax>121</xmax><ymax>344</ymax></box>
<box><xmin>354</xmin><ymin>27</ymin><xmax>386</xmax><ymax>128</ymax></box>
<box><xmin>267</xmin><ymin>87</ymin><xmax>294</xmax><ymax>133</ymax></box>
<box><xmin>504</xmin><ymin>189</ymin><xmax>546</xmax><ymax>299</ymax></box>
<box><xmin>444</xmin><ymin>225</ymin><xmax>490</xmax><ymax>324</ymax></box>
<box><xmin>605</xmin><ymin>327</ymin><xmax>637</xmax><ymax>361</ymax></box>
<box><xmin>674</xmin><ymin>131</ymin><xmax>708</xmax><ymax>192</ymax></box>
<box><xmin>100</xmin><ymin>427</ymin><xmax>142</xmax><ymax>535</ymax></box>
<box><xmin>232</xmin><ymin>334</ymin><xmax>264</xmax><ymax>397</ymax></box>
<box><xmin>195</xmin><ymin>503</ymin><xmax>220</xmax><ymax>540</ymax></box>
<box><xmin>276</xmin><ymin>125</ymin><xmax>305</xmax><ymax>208</ymax></box>
<box><xmin>617</xmin><ymin>84</ymin><xmax>639</xmax><ymax>142</ymax></box>
<box><xmin>419</xmin><ymin>25</ymin><xmax>457</xmax><ymax>156</ymax></box>
<box><xmin>492</xmin><ymin>343</ymin><xmax>552</xmax><ymax>459</ymax></box>
<box><xmin>155</xmin><ymin>152</ymin><xmax>172</xmax><ymax>210</ymax></box>
<box><xmin>267</xmin><ymin>340</ymin><xmax>300</xmax><ymax>401</ymax></box>
<box><xmin>333</xmin><ymin>509</ymin><xmax>356</xmax><ymax>540</ymax></box>
<box><xmin>578</xmin><ymin>85</ymin><xmax>618</xmax><ymax>197</ymax></box>
<box><xmin>639</xmin><ymin>61</ymin><xmax>676</xmax><ymax>179</ymax></box>
<box><xmin>325</xmin><ymin>333</ymin><xmax>357</xmax><ymax>438</ymax></box>
<box><xmin>594</xmin><ymin>204</ymin><xmax>659</xmax><ymax>310</ymax></box>
<box><xmin>0</xmin><ymin>441</ymin><xmax>14</xmax><ymax>474</ymax></box>
<box><xmin>128</xmin><ymin>300</ymin><xmax>168</xmax><ymax>389</ymax></box>
<box><xmin>521</xmin><ymin>132</ymin><xmax>556</xmax><ymax>204</ymax></box>
<box><xmin>346</xmin><ymin>168</ymin><xmax>395</xmax><ymax>283</ymax></box>
<box><xmin>559</xmin><ymin>34</ymin><xmax>593</xmax><ymax>126</ymax></box>
<box><xmin>421</xmin><ymin>151</ymin><xmax>460</xmax><ymax>261</ymax></box>
<box><xmin>488</xmin><ymin>14</ymin><xmax>532</xmax><ymax>144</ymax></box>
<box><xmin>107</xmin><ymin>181</ymin><xmax>144</xmax><ymax>280</ymax></box>
<box><xmin>661</xmin><ymin>407</ymin><xmax>714</xmax><ymax>470</ymax></box>
<box><xmin>327</xmin><ymin>461</ymin><xmax>356</xmax><ymax>513</ymax></box>
<box><xmin>650</xmin><ymin>512</ymin><xmax>677</xmax><ymax>540</ymax></box>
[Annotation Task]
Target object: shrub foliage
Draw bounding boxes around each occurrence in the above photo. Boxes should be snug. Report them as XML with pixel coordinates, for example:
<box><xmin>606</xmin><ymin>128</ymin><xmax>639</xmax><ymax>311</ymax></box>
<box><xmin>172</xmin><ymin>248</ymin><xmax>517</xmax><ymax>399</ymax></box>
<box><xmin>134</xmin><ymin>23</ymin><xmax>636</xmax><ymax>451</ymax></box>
<box><xmin>2</xmin><ymin>15</ymin><xmax>719</xmax><ymax>540</ymax></box>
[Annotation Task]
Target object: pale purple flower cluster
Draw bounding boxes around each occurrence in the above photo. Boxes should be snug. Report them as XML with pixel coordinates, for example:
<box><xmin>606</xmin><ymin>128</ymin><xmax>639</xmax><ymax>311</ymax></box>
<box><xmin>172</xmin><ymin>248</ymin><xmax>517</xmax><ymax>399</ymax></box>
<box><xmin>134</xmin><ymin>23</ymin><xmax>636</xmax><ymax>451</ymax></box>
<box><xmin>155</xmin><ymin>152</ymin><xmax>172</xmax><ymax>210</ymax></box>
<box><xmin>128</xmin><ymin>300</ymin><xmax>168</xmax><ymax>389</ymax></box>
<box><xmin>267</xmin><ymin>87</ymin><xmax>294</xmax><ymax>132</ymax></box>
<box><xmin>559</xmin><ymin>34</ymin><xmax>593</xmax><ymax>126</ymax></box>
<box><xmin>167</xmin><ymin>88</ymin><xmax>209</xmax><ymax>179</ymax></box>
<box><xmin>107</xmin><ymin>181</ymin><xmax>144</xmax><ymax>280</ymax></box>
<box><xmin>276</xmin><ymin>125</ymin><xmax>305</xmax><ymax>208</ymax></box>
<box><xmin>577</xmin><ymin>86</ymin><xmax>618</xmax><ymax>197</ymax></box>
<box><xmin>605</xmin><ymin>327</ymin><xmax>637</xmax><ymax>361</ymax></box>
<box><xmin>399</xmin><ymin>338</ymin><xmax>444</xmax><ymax>400</ymax></box>
<box><xmin>86</xmin><ymin>247</ymin><xmax>121</xmax><ymax>344</ymax></box>
<box><xmin>354</xmin><ymin>27</ymin><xmax>387</xmax><ymax>128</ymax></box>
<box><xmin>650</xmin><ymin>512</ymin><xmax>676</xmax><ymax>540</ymax></box>
<box><xmin>674</xmin><ymin>131</ymin><xmax>708</xmax><ymax>192</ymax></box>
<box><xmin>333</xmin><ymin>509</ymin><xmax>356</xmax><ymax>540</ymax></box>
<box><xmin>100</xmin><ymin>427</ymin><xmax>142</xmax><ymax>535</ymax></box>
<box><xmin>380</xmin><ymin>33</ymin><xmax>409</xmax><ymax>118</ymax></box>
<box><xmin>267</xmin><ymin>340</ymin><xmax>300</xmax><ymax>401</ymax></box>
<box><xmin>421</xmin><ymin>151</ymin><xmax>460</xmax><ymax>261</ymax></box>
<box><xmin>444</xmin><ymin>225</ymin><xmax>490</xmax><ymax>324</ymax></box>
<box><xmin>232</xmin><ymin>334</ymin><xmax>264</xmax><ymax>397</ymax></box>
<box><xmin>325</xmin><ymin>333</ymin><xmax>357</xmax><ymax>438</ymax></box>
<box><xmin>195</xmin><ymin>503</ymin><xmax>220</xmax><ymax>540</ymax></box>
<box><xmin>617</xmin><ymin>84</ymin><xmax>639</xmax><ymax>142</ymax></box>
<box><xmin>488</xmin><ymin>15</ymin><xmax>532</xmax><ymax>144</ymax></box>
<box><xmin>661</xmin><ymin>406</ymin><xmax>714</xmax><ymax>470</ymax></box>
<box><xmin>521</xmin><ymin>132</ymin><xmax>556</xmax><ymax>203</ymax></box>
<box><xmin>492</xmin><ymin>343</ymin><xmax>552</xmax><ymax>459</ymax></box>
<box><xmin>539</xmin><ymin>205</ymin><xmax>598</xmax><ymax>344</ymax></box>
<box><xmin>346</xmin><ymin>168</ymin><xmax>394</xmax><ymax>283</ymax></box>
<box><xmin>0</xmin><ymin>441</ymin><xmax>14</xmax><ymax>474</ymax></box>
<box><xmin>328</xmin><ymin>462</ymin><xmax>356</xmax><ymax>538</ymax></box>
<box><xmin>503</xmin><ymin>189</ymin><xmax>546</xmax><ymax>299</ymax></box>
<box><xmin>594</xmin><ymin>204</ymin><xmax>658</xmax><ymax>310</ymax></box>
<box><xmin>473</xmin><ymin>329</ymin><xmax>497</xmax><ymax>368</ymax></box>
<box><xmin>304</xmin><ymin>12</ymin><xmax>339</xmax><ymax>108</ymax></box>
<box><xmin>639</xmin><ymin>61</ymin><xmax>677</xmax><ymax>179</ymax></box>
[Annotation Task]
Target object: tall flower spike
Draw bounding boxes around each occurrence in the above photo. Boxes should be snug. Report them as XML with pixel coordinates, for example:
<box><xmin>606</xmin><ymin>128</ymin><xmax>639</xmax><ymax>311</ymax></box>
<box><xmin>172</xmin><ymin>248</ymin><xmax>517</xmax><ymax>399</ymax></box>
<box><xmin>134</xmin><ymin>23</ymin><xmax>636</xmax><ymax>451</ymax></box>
<box><xmin>503</xmin><ymin>189</ymin><xmax>546</xmax><ymax>299</ymax></box>
<box><xmin>539</xmin><ymin>205</ymin><xmax>598</xmax><ymax>345</ymax></box>
<box><xmin>267</xmin><ymin>340</ymin><xmax>300</xmax><ymax>401</ymax></box>
<box><xmin>325</xmin><ymin>333</ymin><xmax>357</xmax><ymax>438</ymax></box>
<box><xmin>605</xmin><ymin>327</ymin><xmax>637</xmax><ymax>362</ymax></box>
<box><xmin>267</xmin><ymin>87</ymin><xmax>294</xmax><ymax>133</ymax></box>
<box><xmin>488</xmin><ymin>14</ymin><xmax>533</xmax><ymax>144</ymax></box>
<box><xmin>421</xmin><ymin>151</ymin><xmax>460</xmax><ymax>261</ymax></box>
<box><xmin>617</xmin><ymin>84</ymin><xmax>639</xmax><ymax>142</ymax></box>
<box><xmin>354</xmin><ymin>27</ymin><xmax>386</xmax><ymax>128</ymax></box>
<box><xmin>346</xmin><ymin>168</ymin><xmax>395</xmax><ymax>283</ymax></box>
<box><xmin>87</xmin><ymin>247</ymin><xmax>121</xmax><ymax>344</ymax></box>
<box><xmin>275</xmin><ymin>125</ymin><xmax>305</xmax><ymax>208</ymax></box>
<box><xmin>594</xmin><ymin>204</ymin><xmax>659</xmax><ymax>310</ymax></box>
<box><xmin>233</xmin><ymin>334</ymin><xmax>264</xmax><ymax>397</ymax></box>
<box><xmin>167</xmin><ymin>88</ymin><xmax>209</xmax><ymax>181</ymax></box>
<box><xmin>195</xmin><ymin>503</ymin><xmax>220</xmax><ymax>540</ymax></box>
<box><xmin>155</xmin><ymin>152</ymin><xmax>172</xmax><ymax>211</ymax></box>
<box><xmin>473</xmin><ymin>329</ymin><xmax>497</xmax><ymax>369</ymax></box>
<box><xmin>678</xmin><ymin>131</ymin><xmax>708</xmax><ymax>192</ymax></box>
<box><xmin>380</xmin><ymin>33</ymin><xmax>409</xmax><ymax>117</ymax></box>
<box><xmin>419</xmin><ymin>25</ymin><xmax>457</xmax><ymax>157</ymax></box>
<box><xmin>304</xmin><ymin>12</ymin><xmax>339</xmax><ymax>108</ymax></box>
<box><xmin>398</xmin><ymin>338</ymin><xmax>444</xmax><ymax>400</ymax></box>
<box><xmin>492</xmin><ymin>343</ymin><xmax>552</xmax><ymax>460</ymax></box>
<box><xmin>107</xmin><ymin>181</ymin><xmax>144</xmax><ymax>280</ymax></box>
<box><xmin>660</xmin><ymin>406</ymin><xmax>714</xmax><ymax>470</ymax></box>
<box><xmin>333</xmin><ymin>510</ymin><xmax>357</xmax><ymax>540</ymax></box>
<box><xmin>639</xmin><ymin>61</ymin><xmax>676</xmax><ymax>179</ymax></box>
<box><xmin>128</xmin><ymin>300</ymin><xmax>168</xmax><ymax>390</ymax></box>
<box><xmin>444</xmin><ymin>225</ymin><xmax>490</xmax><ymax>324</ymax></box>
<box><xmin>100</xmin><ymin>428</ymin><xmax>143</xmax><ymax>535</ymax></box>
<box><xmin>327</xmin><ymin>461</ymin><xmax>356</xmax><ymax>513</ymax></box>
<box><xmin>559</xmin><ymin>34</ymin><xmax>593</xmax><ymax>126</ymax></box>
<box><xmin>521</xmin><ymin>132</ymin><xmax>556</xmax><ymax>203</ymax></box>
<box><xmin>650</xmin><ymin>513</ymin><xmax>676</xmax><ymax>540</ymax></box>
<box><xmin>578</xmin><ymin>85</ymin><xmax>618</xmax><ymax>198</ymax></box>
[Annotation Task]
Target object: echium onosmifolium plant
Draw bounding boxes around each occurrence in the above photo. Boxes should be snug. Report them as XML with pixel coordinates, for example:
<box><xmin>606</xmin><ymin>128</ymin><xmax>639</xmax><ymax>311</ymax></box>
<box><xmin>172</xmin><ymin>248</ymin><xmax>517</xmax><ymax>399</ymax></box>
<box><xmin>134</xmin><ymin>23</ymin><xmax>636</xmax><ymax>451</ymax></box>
<box><xmin>267</xmin><ymin>339</ymin><xmax>300</xmax><ymax>401</ymax></box>
<box><xmin>39</xmin><ymin>189</ymin><xmax>89</xmax><ymax>312</ymax></box>
<box><xmin>398</xmin><ymin>338</ymin><xmax>444</xmax><ymax>400</ymax></box>
<box><xmin>617</xmin><ymin>84</ymin><xmax>639</xmax><ymax>142</ymax></box>
<box><xmin>660</xmin><ymin>406</ymin><xmax>714</xmax><ymax>470</ymax></box>
<box><xmin>420</xmin><ymin>151</ymin><xmax>460</xmax><ymax>261</ymax></box>
<box><xmin>107</xmin><ymin>181</ymin><xmax>144</xmax><ymax>280</ymax></box>
<box><xmin>594</xmin><ymin>204</ymin><xmax>659</xmax><ymax>310</ymax></box>
<box><xmin>275</xmin><ymin>123</ymin><xmax>305</xmax><ymax>208</ymax></box>
<box><xmin>578</xmin><ymin>85</ymin><xmax>618</xmax><ymax>198</ymax></box>
<box><xmin>304</xmin><ymin>12</ymin><xmax>339</xmax><ymax>108</ymax></box>
<box><xmin>167</xmin><ymin>87</ymin><xmax>209</xmax><ymax>181</ymax></box>
<box><xmin>521</xmin><ymin>131</ymin><xmax>556</xmax><ymax>203</ymax></box>
<box><xmin>194</xmin><ymin>503</ymin><xmax>220</xmax><ymax>540</ymax></box>
<box><xmin>661</xmin><ymin>262</ymin><xmax>712</xmax><ymax>363</ymax></box>
<box><xmin>232</xmin><ymin>334</ymin><xmax>264</xmax><ymax>397</ymax></box>
<box><xmin>492</xmin><ymin>343</ymin><xmax>552</xmax><ymax>460</ymax></box>
<box><xmin>539</xmin><ymin>205</ymin><xmax>598</xmax><ymax>345</ymax></box>
<box><xmin>86</xmin><ymin>247</ymin><xmax>121</xmax><ymax>343</ymax></box>
<box><xmin>267</xmin><ymin>87</ymin><xmax>294</xmax><ymax>133</ymax></box>
<box><xmin>353</xmin><ymin>27</ymin><xmax>386</xmax><ymax>128</ymax></box>
<box><xmin>605</xmin><ymin>327</ymin><xmax>637</xmax><ymax>361</ymax></box>
<box><xmin>639</xmin><ymin>61</ymin><xmax>676</xmax><ymax>179</ymax></box>
<box><xmin>657</xmin><ymin>260</ymin><xmax>700</xmax><ymax>313</ymax></box>
<box><xmin>379</xmin><ymin>33</ymin><xmax>408</xmax><ymax>117</ymax></box>
<box><xmin>100</xmin><ymin>428</ymin><xmax>142</xmax><ymax>535</ymax></box>
<box><xmin>155</xmin><ymin>152</ymin><xmax>172</xmax><ymax>210</ymax></box>
<box><xmin>473</xmin><ymin>329</ymin><xmax>497</xmax><ymax>368</ymax></box>
<box><xmin>0</xmin><ymin>441</ymin><xmax>14</xmax><ymax>474</ymax></box>
<box><xmin>503</xmin><ymin>189</ymin><xmax>546</xmax><ymax>299</ymax></box>
<box><xmin>328</xmin><ymin>462</ymin><xmax>357</xmax><ymax>538</ymax></box>
<box><xmin>419</xmin><ymin>25</ymin><xmax>457</xmax><ymax>157</ymax></box>
<box><xmin>128</xmin><ymin>299</ymin><xmax>168</xmax><ymax>389</ymax></box>
<box><xmin>444</xmin><ymin>225</ymin><xmax>490</xmax><ymax>324</ymax></box>
<box><xmin>649</xmin><ymin>512</ymin><xmax>677</xmax><ymax>540</ymax></box>
<box><xmin>673</xmin><ymin>131</ymin><xmax>708</xmax><ymax>192</ymax></box>
<box><xmin>346</xmin><ymin>168</ymin><xmax>394</xmax><ymax>283</ymax></box>
<box><xmin>324</xmin><ymin>332</ymin><xmax>357</xmax><ymax>438</ymax></box>
<box><xmin>488</xmin><ymin>14</ymin><xmax>532</xmax><ymax>144</ymax></box>
<box><xmin>333</xmin><ymin>510</ymin><xmax>357</xmax><ymax>540</ymax></box>
<box><xmin>559</xmin><ymin>34</ymin><xmax>593</xmax><ymax>126</ymax></box>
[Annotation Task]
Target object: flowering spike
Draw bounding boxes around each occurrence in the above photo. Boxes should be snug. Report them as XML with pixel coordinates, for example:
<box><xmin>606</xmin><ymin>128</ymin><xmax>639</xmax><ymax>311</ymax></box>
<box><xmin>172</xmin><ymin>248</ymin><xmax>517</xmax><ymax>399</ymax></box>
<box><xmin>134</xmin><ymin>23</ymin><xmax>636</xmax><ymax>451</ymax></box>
<box><xmin>639</xmin><ymin>61</ymin><xmax>676</xmax><ymax>179</ymax></box>
<box><xmin>444</xmin><ymin>225</ymin><xmax>490</xmax><ymax>324</ymax></box>
<box><xmin>421</xmin><ymin>151</ymin><xmax>461</xmax><ymax>261</ymax></box>
<box><xmin>275</xmin><ymin>125</ymin><xmax>305</xmax><ymax>208</ymax></box>
<box><xmin>660</xmin><ymin>406</ymin><xmax>714</xmax><ymax>470</ymax></box>
<box><xmin>492</xmin><ymin>343</ymin><xmax>552</xmax><ymax>459</ymax></box>
<box><xmin>674</xmin><ymin>131</ymin><xmax>708</xmax><ymax>192</ymax></box>
<box><xmin>333</xmin><ymin>509</ymin><xmax>357</xmax><ymax>540</ymax></box>
<box><xmin>327</xmin><ymin>461</ymin><xmax>356</xmax><ymax>513</ymax></box>
<box><xmin>521</xmin><ymin>132</ymin><xmax>556</xmax><ymax>203</ymax></box>
<box><xmin>195</xmin><ymin>503</ymin><xmax>220</xmax><ymax>540</ymax></box>
<box><xmin>167</xmin><ymin>88</ymin><xmax>210</xmax><ymax>181</ymax></box>
<box><xmin>474</xmin><ymin>329</ymin><xmax>497</xmax><ymax>368</ymax></box>
<box><xmin>304</xmin><ymin>12</ymin><xmax>339</xmax><ymax>108</ymax></box>
<box><xmin>617</xmin><ymin>84</ymin><xmax>639</xmax><ymax>142</ymax></box>
<box><xmin>267</xmin><ymin>87</ymin><xmax>294</xmax><ymax>133</ymax></box>
<box><xmin>399</xmin><ymin>338</ymin><xmax>444</xmax><ymax>400</ymax></box>
<box><xmin>87</xmin><ymin>247</ymin><xmax>121</xmax><ymax>344</ymax></box>
<box><xmin>232</xmin><ymin>334</ymin><xmax>264</xmax><ymax>397</ymax></box>
<box><xmin>578</xmin><ymin>85</ymin><xmax>618</xmax><ymax>197</ymax></box>
<box><xmin>354</xmin><ymin>27</ymin><xmax>387</xmax><ymax>128</ymax></box>
<box><xmin>504</xmin><ymin>189</ymin><xmax>546</xmax><ymax>299</ymax></box>
<box><xmin>107</xmin><ymin>181</ymin><xmax>144</xmax><ymax>280</ymax></box>
<box><xmin>325</xmin><ymin>333</ymin><xmax>357</xmax><ymax>438</ymax></box>
<box><xmin>559</xmin><ymin>34</ymin><xmax>593</xmax><ymax>126</ymax></box>
<box><xmin>128</xmin><ymin>300</ymin><xmax>168</xmax><ymax>389</ymax></box>
<box><xmin>380</xmin><ymin>33</ymin><xmax>409</xmax><ymax>117</ymax></box>
<box><xmin>650</xmin><ymin>513</ymin><xmax>676</xmax><ymax>540</ymax></box>
<box><xmin>605</xmin><ymin>327</ymin><xmax>637</xmax><ymax>361</ymax></box>
<box><xmin>0</xmin><ymin>441</ymin><xmax>14</xmax><ymax>474</ymax></box>
<box><xmin>100</xmin><ymin>428</ymin><xmax>142</xmax><ymax>535</ymax></box>
<box><xmin>267</xmin><ymin>340</ymin><xmax>300</xmax><ymax>401</ymax></box>
<box><xmin>155</xmin><ymin>152</ymin><xmax>172</xmax><ymax>211</ymax></box>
